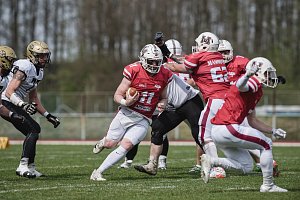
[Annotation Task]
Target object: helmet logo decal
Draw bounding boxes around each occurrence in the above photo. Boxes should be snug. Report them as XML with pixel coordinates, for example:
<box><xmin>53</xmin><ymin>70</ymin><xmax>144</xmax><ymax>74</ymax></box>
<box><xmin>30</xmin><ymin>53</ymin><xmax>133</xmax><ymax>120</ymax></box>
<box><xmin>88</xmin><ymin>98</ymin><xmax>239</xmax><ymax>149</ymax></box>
<box><xmin>0</xmin><ymin>50</ymin><xmax>5</xmax><ymax>57</ymax></box>
<box><xmin>201</xmin><ymin>36</ymin><xmax>212</xmax><ymax>44</ymax></box>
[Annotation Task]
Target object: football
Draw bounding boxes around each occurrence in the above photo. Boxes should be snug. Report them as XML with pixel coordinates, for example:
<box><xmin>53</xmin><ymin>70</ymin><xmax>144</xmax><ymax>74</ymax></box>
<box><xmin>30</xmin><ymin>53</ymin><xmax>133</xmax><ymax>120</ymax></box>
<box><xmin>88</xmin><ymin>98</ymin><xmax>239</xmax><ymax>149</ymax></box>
<box><xmin>209</xmin><ymin>167</ymin><xmax>226</xmax><ymax>178</ymax></box>
<box><xmin>127</xmin><ymin>87</ymin><xmax>138</xmax><ymax>96</ymax></box>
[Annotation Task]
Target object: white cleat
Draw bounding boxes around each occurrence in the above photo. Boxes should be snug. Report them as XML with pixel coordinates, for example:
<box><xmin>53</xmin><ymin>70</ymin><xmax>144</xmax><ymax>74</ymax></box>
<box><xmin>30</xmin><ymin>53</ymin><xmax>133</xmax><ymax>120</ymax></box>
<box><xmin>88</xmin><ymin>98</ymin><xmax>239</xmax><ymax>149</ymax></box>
<box><xmin>90</xmin><ymin>169</ymin><xmax>106</xmax><ymax>181</ymax></box>
<box><xmin>16</xmin><ymin>165</ymin><xmax>36</xmax><ymax>178</ymax></box>
<box><xmin>93</xmin><ymin>138</ymin><xmax>105</xmax><ymax>154</ymax></box>
<box><xmin>28</xmin><ymin>163</ymin><xmax>44</xmax><ymax>177</ymax></box>
<box><xmin>200</xmin><ymin>154</ymin><xmax>211</xmax><ymax>183</ymax></box>
<box><xmin>119</xmin><ymin>160</ymin><xmax>133</xmax><ymax>169</ymax></box>
<box><xmin>158</xmin><ymin>156</ymin><xmax>167</xmax><ymax>170</ymax></box>
<box><xmin>260</xmin><ymin>184</ymin><xmax>288</xmax><ymax>192</ymax></box>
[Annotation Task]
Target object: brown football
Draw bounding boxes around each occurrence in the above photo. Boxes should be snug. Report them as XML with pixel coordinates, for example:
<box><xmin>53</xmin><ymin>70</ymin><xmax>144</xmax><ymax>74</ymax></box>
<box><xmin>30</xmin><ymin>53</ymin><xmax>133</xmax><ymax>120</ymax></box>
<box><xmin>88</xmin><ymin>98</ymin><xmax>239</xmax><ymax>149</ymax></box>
<box><xmin>128</xmin><ymin>87</ymin><xmax>138</xmax><ymax>96</ymax></box>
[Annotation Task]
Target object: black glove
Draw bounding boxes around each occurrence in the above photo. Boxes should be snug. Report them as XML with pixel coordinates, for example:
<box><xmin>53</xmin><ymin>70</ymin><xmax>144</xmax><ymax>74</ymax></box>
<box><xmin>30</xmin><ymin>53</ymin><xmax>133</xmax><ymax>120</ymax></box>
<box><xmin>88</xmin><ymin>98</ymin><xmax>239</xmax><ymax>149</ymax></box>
<box><xmin>11</xmin><ymin>113</ymin><xmax>25</xmax><ymax>124</ymax></box>
<box><xmin>277</xmin><ymin>75</ymin><xmax>286</xmax><ymax>84</ymax></box>
<box><xmin>46</xmin><ymin>113</ymin><xmax>60</xmax><ymax>128</ymax></box>
<box><xmin>154</xmin><ymin>32</ymin><xmax>164</xmax><ymax>46</ymax></box>
<box><xmin>21</xmin><ymin>102</ymin><xmax>37</xmax><ymax>115</ymax></box>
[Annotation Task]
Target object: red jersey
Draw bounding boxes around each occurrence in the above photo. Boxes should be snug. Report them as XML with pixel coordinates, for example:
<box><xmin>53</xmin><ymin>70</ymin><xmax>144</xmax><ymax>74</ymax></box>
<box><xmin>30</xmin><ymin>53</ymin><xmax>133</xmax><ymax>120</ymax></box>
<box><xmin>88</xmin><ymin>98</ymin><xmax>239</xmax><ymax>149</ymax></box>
<box><xmin>226</xmin><ymin>55</ymin><xmax>249</xmax><ymax>84</ymax></box>
<box><xmin>211</xmin><ymin>76</ymin><xmax>263</xmax><ymax>125</ymax></box>
<box><xmin>184</xmin><ymin>51</ymin><xmax>230</xmax><ymax>102</ymax></box>
<box><xmin>123</xmin><ymin>62</ymin><xmax>173</xmax><ymax>118</ymax></box>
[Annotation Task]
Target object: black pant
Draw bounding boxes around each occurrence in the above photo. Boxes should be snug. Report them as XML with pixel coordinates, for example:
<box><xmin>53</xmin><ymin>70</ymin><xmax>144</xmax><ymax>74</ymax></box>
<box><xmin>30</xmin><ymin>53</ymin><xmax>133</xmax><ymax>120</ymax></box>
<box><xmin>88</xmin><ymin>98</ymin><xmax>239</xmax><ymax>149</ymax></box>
<box><xmin>151</xmin><ymin>94</ymin><xmax>204</xmax><ymax>147</ymax></box>
<box><xmin>2</xmin><ymin>100</ymin><xmax>40</xmax><ymax>163</ymax></box>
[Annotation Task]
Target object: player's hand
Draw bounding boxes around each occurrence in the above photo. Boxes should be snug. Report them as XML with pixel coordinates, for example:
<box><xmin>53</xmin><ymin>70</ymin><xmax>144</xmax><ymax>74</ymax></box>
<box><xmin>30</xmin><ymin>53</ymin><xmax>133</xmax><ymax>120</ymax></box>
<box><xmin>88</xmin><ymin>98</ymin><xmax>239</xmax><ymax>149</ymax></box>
<box><xmin>125</xmin><ymin>91</ymin><xmax>139</xmax><ymax>106</ymax></box>
<box><xmin>10</xmin><ymin>113</ymin><xmax>25</xmax><ymax>124</ymax></box>
<box><xmin>157</xmin><ymin>102</ymin><xmax>166</xmax><ymax>113</ymax></box>
<box><xmin>170</xmin><ymin>54</ymin><xmax>182</xmax><ymax>64</ymax></box>
<box><xmin>272</xmin><ymin>128</ymin><xmax>286</xmax><ymax>140</ymax></box>
<box><xmin>246</xmin><ymin>63</ymin><xmax>259</xmax><ymax>77</ymax></box>
<box><xmin>46</xmin><ymin>113</ymin><xmax>60</xmax><ymax>128</ymax></box>
<box><xmin>21</xmin><ymin>102</ymin><xmax>37</xmax><ymax>115</ymax></box>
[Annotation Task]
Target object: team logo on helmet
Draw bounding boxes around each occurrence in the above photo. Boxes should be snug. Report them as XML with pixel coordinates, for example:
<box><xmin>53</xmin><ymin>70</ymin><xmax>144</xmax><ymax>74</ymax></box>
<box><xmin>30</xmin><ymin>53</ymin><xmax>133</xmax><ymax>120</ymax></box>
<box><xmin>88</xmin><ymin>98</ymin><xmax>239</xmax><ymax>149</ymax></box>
<box><xmin>201</xmin><ymin>36</ymin><xmax>213</xmax><ymax>44</ymax></box>
<box><xmin>0</xmin><ymin>50</ymin><xmax>5</xmax><ymax>57</ymax></box>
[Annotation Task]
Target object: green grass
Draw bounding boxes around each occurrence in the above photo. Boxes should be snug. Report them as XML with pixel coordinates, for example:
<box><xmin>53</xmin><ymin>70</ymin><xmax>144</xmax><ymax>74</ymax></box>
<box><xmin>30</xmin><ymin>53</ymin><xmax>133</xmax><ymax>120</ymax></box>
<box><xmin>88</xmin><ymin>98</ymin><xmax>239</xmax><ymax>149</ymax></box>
<box><xmin>0</xmin><ymin>145</ymin><xmax>299</xmax><ymax>200</ymax></box>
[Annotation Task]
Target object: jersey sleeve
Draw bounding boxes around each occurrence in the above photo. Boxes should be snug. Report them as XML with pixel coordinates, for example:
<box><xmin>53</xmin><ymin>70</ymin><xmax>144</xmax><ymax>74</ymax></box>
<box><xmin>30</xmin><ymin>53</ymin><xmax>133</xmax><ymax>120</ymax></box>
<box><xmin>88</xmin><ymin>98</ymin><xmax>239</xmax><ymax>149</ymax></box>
<box><xmin>123</xmin><ymin>62</ymin><xmax>139</xmax><ymax>81</ymax></box>
<box><xmin>247</xmin><ymin>76</ymin><xmax>260</xmax><ymax>93</ymax></box>
<box><xmin>184</xmin><ymin>53</ymin><xmax>199</xmax><ymax>70</ymax></box>
<box><xmin>13</xmin><ymin>60</ymin><xmax>31</xmax><ymax>75</ymax></box>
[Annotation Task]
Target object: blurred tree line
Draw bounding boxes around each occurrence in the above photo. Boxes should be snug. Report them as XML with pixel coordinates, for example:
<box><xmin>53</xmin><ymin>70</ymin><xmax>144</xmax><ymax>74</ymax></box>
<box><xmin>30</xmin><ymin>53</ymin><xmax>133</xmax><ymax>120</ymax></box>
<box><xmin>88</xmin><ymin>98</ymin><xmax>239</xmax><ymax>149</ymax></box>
<box><xmin>0</xmin><ymin>0</ymin><xmax>299</xmax><ymax>92</ymax></box>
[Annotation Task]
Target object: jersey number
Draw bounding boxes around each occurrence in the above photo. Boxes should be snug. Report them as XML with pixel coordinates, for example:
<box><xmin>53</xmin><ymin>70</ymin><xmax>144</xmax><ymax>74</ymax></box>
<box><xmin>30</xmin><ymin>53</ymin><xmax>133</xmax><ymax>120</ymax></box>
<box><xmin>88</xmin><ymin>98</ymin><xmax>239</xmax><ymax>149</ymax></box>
<box><xmin>139</xmin><ymin>91</ymin><xmax>154</xmax><ymax>104</ymax></box>
<box><xmin>210</xmin><ymin>66</ymin><xmax>228</xmax><ymax>82</ymax></box>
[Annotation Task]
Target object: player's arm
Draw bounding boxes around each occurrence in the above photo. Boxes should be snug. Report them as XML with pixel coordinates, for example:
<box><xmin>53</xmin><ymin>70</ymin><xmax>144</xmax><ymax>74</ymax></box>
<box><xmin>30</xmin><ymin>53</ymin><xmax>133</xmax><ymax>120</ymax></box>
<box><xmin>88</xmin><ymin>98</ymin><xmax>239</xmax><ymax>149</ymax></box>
<box><xmin>247</xmin><ymin>110</ymin><xmax>286</xmax><ymax>139</ymax></box>
<box><xmin>114</xmin><ymin>77</ymin><xmax>138</xmax><ymax>106</ymax></box>
<box><xmin>157</xmin><ymin>86</ymin><xmax>168</xmax><ymax>113</ymax></box>
<box><xmin>247</xmin><ymin>110</ymin><xmax>272</xmax><ymax>133</ymax></box>
<box><xmin>165</xmin><ymin>63</ymin><xmax>190</xmax><ymax>73</ymax></box>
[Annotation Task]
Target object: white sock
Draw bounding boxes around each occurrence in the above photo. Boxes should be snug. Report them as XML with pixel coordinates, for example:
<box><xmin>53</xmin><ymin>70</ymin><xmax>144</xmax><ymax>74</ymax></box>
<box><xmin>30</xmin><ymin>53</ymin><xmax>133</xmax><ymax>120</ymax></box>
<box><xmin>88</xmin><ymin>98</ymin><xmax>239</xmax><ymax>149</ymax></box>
<box><xmin>260</xmin><ymin>149</ymin><xmax>273</xmax><ymax>186</ymax></box>
<box><xmin>98</xmin><ymin>146</ymin><xmax>128</xmax><ymax>173</ymax></box>
<box><xmin>203</xmin><ymin>142</ymin><xmax>218</xmax><ymax>157</ymax></box>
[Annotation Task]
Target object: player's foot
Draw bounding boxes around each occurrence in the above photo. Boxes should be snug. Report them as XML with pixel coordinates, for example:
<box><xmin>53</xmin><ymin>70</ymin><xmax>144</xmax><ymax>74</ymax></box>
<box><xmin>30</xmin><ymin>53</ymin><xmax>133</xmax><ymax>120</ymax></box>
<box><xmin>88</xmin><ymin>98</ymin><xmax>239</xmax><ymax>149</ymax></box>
<box><xmin>28</xmin><ymin>163</ymin><xmax>44</xmax><ymax>177</ymax></box>
<box><xmin>260</xmin><ymin>184</ymin><xmax>288</xmax><ymax>192</ymax></box>
<box><xmin>158</xmin><ymin>156</ymin><xmax>167</xmax><ymax>170</ymax></box>
<box><xmin>200</xmin><ymin>154</ymin><xmax>211</xmax><ymax>183</ymax></box>
<box><xmin>119</xmin><ymin>160</ymin><xmax>133</xmax><ymax>169</ymax></box>
<box><xmin>90</xmin><ymin>169</ymin><xmax>106</xmax><ymax>181</ymax></box>
<box><xmin>93</xmin><ymin>138</ymin><xmax>105</xmax><ymax>154</ymax></box>
<box><xmin>134</xmin><ymin>160</ymin><xmax>157</xmax><ymax>175</ymax></box>
<box><xmin>16</xmin><ymin>165</ymin><xmax>36</xmax><ymax>178</ymax></box>
<box><xmin>189</xmin><ymin>165</ymin><xmax>201</xmax><ymax>173</ymax></box>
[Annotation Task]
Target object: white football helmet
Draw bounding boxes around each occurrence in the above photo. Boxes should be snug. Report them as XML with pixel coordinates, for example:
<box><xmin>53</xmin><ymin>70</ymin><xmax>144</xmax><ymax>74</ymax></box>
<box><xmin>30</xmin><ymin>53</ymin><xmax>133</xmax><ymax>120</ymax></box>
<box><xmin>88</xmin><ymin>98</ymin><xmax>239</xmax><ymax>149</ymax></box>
<box><xmin>246</xmin><ymin>57</ymin><xmax>278</xmax><ymax>88</ymax></box>
<box><xmin>139</xmin><ymin>44</ymin><xmax>163</xmax><ymax>74</ymax></box>
<box><xmin>192</xmin><ymin>32</ymin><xmax>219</xmax><ymax>53</ymax></box>
<box><xmin>165</xmin><ymin>39</ymin><xmax>182</xmax><ymax>56</ymax></box>
<box><xmin>218</xmin><ymin>40</ymin><xmax>233</xmax><ymax>63</ymax></box>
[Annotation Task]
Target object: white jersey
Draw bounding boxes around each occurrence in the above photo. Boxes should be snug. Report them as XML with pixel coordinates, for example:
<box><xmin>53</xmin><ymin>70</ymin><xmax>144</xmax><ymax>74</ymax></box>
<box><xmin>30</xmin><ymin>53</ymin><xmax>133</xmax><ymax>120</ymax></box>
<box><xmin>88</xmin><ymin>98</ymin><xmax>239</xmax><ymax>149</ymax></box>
<box><xmin>0</xmin><ymin>76</ymin><xmax>9</xmax><ymax>93</ymax></box>
<box><xmin>167</xmin><ymin>75</ymin><xmax>199</xmax><ymax>108</ymax></box>
<box><xmin>1</xmin><ymin>59</ymin><xmax>44</xmax><ymax>101</ymax></box>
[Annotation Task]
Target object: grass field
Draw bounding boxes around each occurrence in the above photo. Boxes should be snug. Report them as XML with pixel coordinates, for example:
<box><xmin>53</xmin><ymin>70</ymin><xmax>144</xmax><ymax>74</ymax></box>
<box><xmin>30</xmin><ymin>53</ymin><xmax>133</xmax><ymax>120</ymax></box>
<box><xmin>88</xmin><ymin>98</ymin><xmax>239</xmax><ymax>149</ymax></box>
<box><xmin>0</xmin><ymin>145</ymin><xmax>299</xmax><ymax>200</ymax></box>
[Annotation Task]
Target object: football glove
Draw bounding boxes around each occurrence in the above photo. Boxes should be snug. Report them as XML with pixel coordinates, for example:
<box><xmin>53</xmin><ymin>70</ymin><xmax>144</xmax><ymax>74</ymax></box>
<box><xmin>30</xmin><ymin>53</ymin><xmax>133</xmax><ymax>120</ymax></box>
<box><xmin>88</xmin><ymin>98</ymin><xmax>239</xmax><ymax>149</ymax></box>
<box><xmin>272</xmin><ymin>128</ymin><xmax>286</xmax><ymax>140</ymax></box>
<box><xmin>46</xmin><ymin>113</ymin><xmax>61</xmax><ymax>128</ymax></box>
<box><xmin>246</xmin><ymin>64</ymin><xmax>259</xmax><ymax>77</ymax></box>
<box><xmin>21</xmin><ymin>102</ymin><xmax>37</xmax><ymax>115</ymax></box>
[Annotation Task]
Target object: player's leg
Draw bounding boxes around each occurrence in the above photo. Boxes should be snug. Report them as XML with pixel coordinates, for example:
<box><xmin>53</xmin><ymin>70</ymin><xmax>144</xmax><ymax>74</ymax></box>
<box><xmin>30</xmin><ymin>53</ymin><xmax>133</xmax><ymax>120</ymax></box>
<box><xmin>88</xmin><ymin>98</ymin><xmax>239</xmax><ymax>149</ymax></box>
<box><xmin>158</xmin><ymin>135</ymin><xmax>169</xmax><ymax>170</ymax></box>
<box><xmin>134</xmin><ymin>111</ymin><xmax>184</xmax><ymax>175</ymax></box>
<box><xmin>199</xmin><ymin>99</ymin><xmax>224</xmax><ymax>158</ymax></box>
<box><xmin>119</xmin><ymin>143</ymin><xmax>140</xmax><ymax>168</ymax></box>
<box><xmin>91</xmin><ymin>119</ymin><xmax>149</xmax><ymax>181</ymax></box>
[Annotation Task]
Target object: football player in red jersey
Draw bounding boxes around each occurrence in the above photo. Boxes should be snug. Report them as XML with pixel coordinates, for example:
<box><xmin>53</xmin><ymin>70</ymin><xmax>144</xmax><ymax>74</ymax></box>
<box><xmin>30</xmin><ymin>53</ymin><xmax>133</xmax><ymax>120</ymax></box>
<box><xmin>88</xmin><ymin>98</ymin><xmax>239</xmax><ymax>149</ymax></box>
<box><xmin>200</xmin><ymin>57</ymin><xmax>288</xmax><ymax>192</ymax></box>
<box><xmin>219</xmin><ymin>39</ymin><xmax>280</xmax><ymax>177</ymax></box>
<box><xmin>90</xmin><ymin>44</ymin><xmax>173</xmax><ymax>181</ymax></box>
<box><xmin>168</xmin><ymin>32</ymin><xmax>230</xmax><ymax>161</ymax></box>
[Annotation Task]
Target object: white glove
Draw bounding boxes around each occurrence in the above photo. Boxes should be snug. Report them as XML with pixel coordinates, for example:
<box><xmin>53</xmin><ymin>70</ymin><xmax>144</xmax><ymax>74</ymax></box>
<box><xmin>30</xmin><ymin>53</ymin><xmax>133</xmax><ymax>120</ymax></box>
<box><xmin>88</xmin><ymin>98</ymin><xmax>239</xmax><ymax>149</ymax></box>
<box><xmin>125</xmin><ymin>90</ymin><xmax>139</xmax><ymax>106</ymax></box>
<box><xmin>272</xmin><ymin>128</ymin><xmax>287</xmax><ymax>140</ymax></box>
<box><xmin>246</xmin><ymin>63</ymin><xmax>259</xmax><ymax>77</ymax></box>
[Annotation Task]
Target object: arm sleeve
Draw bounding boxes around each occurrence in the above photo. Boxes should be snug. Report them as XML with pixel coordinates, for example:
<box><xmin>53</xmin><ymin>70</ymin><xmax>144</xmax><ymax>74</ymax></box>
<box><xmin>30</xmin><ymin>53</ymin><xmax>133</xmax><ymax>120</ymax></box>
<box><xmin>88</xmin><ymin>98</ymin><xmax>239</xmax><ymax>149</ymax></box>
<box><xmin>235</xmin><ymin>74</ymin><xmax>250</xmax><ymax>92</ymax></box>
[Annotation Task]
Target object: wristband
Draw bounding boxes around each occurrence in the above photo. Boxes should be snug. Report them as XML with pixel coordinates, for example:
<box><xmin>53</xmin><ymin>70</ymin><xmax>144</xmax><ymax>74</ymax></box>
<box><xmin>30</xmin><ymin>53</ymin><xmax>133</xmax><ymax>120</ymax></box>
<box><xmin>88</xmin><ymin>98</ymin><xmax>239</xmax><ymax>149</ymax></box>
<box><xmin>120</xmin><ymin>99</ymin><xmax>127</xmax><ymax>106</ymax></box>
<box><xmin>10</xmin><ymin>93</ymin><xmax>24</xmax><ymax>107</ymax></box>
<box><xmin>43</xmin><ymin>111</ymin><xmax>49</xmax><ymax>117</ymax></box>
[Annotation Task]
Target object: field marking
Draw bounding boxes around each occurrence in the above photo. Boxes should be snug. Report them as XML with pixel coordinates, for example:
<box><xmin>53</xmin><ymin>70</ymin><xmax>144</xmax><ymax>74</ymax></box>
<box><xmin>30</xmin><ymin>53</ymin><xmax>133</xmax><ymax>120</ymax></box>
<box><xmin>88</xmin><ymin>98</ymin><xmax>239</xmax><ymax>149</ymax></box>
<box><xmin>0</xmin><ymin>184</ymin><xmax>97</xmax><ymax>194</ymax></box>
<box><xmin>7</xmin><ymin>140</ymin><xmax>300</xmax><ymax>146</ymax></box>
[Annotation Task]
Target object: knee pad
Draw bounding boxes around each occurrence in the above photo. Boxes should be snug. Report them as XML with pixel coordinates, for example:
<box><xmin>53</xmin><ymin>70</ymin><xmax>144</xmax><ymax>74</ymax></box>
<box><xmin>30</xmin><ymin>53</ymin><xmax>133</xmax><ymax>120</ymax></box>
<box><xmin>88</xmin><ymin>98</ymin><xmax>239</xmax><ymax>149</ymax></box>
<box><xmin>151</xmin><ymin>131</ymin><xmax>164</xmax><ymax>145</ymax></box>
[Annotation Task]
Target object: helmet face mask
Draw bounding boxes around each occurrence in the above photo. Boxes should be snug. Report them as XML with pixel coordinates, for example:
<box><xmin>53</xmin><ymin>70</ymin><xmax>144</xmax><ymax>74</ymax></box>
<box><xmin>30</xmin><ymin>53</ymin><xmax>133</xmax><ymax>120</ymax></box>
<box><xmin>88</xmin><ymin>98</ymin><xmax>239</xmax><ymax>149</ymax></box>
<box><xmin>165</xmin><ymin>39</ymin><xmax>182</xmax><ymax>56</ymax></box>
<box><xmin>246</xmin><ymin>57</ymin><xmax>278</xmax><ymax>88</ymax></box>
<box><xmin>192</xmin><ymin>32</ymin><xmax>219</xmax><ymax>53</ymax></box>
<box><xmin>139</xmin><ymin>44</ymin><xmax>163</xmax><ymax>74</ymax></box>
<box><xmin>218</xmin><ymin>40</ymin><xmax>233</xmax><ymax>63</ymax></box>
<box><xmin>27</xmin><ymin>41</ymin><xmax>51</xmax><ymax>67</ymax></box>
<box><xmin>0</xmin><ymin>46</ymin><xmax>17</xmax><ymax>76</ymax></box>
